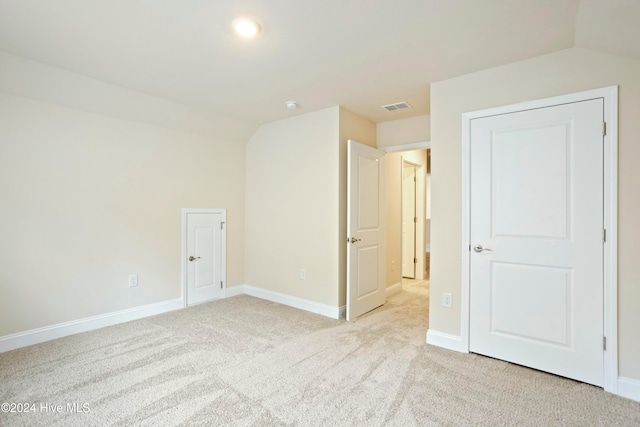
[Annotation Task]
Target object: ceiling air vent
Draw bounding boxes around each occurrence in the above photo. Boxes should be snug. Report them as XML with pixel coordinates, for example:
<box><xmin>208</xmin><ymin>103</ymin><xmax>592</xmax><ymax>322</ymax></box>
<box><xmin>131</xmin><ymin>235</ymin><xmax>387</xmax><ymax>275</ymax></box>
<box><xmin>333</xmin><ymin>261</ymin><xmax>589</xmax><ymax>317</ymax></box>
<box><xmin>381</xmin><ymin>101</ymin><xmax>411</xmax><ymax>112</ymax></box>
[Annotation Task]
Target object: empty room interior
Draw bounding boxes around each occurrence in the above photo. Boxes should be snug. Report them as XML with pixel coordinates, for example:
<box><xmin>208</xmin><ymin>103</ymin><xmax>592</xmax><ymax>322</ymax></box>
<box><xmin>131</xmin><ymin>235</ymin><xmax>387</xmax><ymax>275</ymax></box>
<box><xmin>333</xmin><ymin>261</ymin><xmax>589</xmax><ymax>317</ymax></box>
<box><xmin>1</xmin><ymin>1</ymin><xmax>640</xmax><ymax>425</ymax></box>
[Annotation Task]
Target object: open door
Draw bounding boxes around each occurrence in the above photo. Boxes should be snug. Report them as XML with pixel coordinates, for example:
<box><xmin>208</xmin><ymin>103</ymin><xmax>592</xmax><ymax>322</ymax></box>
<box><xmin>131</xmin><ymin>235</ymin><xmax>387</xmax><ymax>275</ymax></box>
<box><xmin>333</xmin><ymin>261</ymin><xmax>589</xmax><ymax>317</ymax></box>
<box><xmin>346</xmin><ymin>140</ymin><xmax>386</xmax><ymax>321</ymax></box>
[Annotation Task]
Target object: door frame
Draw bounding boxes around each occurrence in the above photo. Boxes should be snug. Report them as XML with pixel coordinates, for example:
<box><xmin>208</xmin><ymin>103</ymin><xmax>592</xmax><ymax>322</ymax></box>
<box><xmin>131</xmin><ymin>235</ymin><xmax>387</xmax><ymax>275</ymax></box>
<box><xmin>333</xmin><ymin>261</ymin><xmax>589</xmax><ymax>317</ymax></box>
<box><xmin>181</xmin><ymin>208</ymin><xmax>227</xmax><ymax>307</ymax></box>
<box><xmin>461</xmin><ymin>86</ymin><xmax>618</xmax><ymax>393</ymax></box>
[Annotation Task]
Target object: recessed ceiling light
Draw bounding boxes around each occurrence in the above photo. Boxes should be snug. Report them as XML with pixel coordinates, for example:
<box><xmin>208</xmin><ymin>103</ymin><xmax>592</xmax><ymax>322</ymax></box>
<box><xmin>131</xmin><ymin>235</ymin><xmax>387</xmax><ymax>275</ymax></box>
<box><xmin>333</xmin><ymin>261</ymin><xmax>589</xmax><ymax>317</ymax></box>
<box><xmin>232</xmin><ymin>17</ymin><xmax>261</xmax><ymax>39</ymax></box>
<box><xmin>285</xmin><ymin>101</ymin><xmax>299</xmax><ymax>109</ymax></box>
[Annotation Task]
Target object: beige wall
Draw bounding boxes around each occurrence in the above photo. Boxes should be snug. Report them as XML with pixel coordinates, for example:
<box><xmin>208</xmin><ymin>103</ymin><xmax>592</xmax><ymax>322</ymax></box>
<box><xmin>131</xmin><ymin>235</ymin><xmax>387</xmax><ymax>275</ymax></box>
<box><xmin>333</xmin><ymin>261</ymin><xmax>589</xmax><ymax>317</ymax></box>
<box><xmin>430</xmin><ymin>47</ymin><xmax>640</xmax><ymax>380</ymax></box>
<box><xmin>245</xmin><ymin>106</ymin><xmax>374</xmax><ymax>309</ymax></box>
<box><xmin>0</xmin><ymin>92</ymin><xmax>246</xmax><ymax>336</ymax></box>
<box><xmin>338</xmin><ymin>108</ymin><xmax>377</xmax><ymax>305</ymax></box>
<box><xmin>245</xmin><ymin>107</ymin><xmax>341</xmax><ymax>306</ymax></box>
<box><xmin>0</xmin><ymin>51</ymin><xmax>256</xmax><ymax>143</ymax></box>
<box><xmin>377</xmin><ymin>114</ymin><xmax>430</xmax><ymax>148</ymax></box>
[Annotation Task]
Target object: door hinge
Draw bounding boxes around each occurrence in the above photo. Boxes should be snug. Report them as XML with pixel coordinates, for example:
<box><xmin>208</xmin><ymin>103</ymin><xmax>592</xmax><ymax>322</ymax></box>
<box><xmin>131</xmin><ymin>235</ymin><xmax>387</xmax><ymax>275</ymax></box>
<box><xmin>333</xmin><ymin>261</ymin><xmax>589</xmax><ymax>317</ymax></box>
<box><xmin>414</xmin><ymin>217</ymin><xmax>417</xmax><ymax>223</ymax></box>
<box><xmin>603</xmin><ymin>122</ymin><xmax>607</xmax><ymax>136</ymax></box>
<box><xmin>220</xmin><ymin>281</ymin><xmax>223</xmax><ymax>289</ymax></box>
<box><xmin>414</xmin><ymin>257</ymin><xmax>417</xmax><ymax>264</ymax></box>
<box><xmin>603</xmin><ymin>336</ymin><xmax>607</xmax><ymax>351</ymax></box>
<box><xmin>603</xmin><ymin>228</ymin><xmax>607</xmax><ymax>243</ymax></box>
<box><xmin>221</xmin><ymin>221</ymin><xmax>225</xmax><ymax>230</ymax></box>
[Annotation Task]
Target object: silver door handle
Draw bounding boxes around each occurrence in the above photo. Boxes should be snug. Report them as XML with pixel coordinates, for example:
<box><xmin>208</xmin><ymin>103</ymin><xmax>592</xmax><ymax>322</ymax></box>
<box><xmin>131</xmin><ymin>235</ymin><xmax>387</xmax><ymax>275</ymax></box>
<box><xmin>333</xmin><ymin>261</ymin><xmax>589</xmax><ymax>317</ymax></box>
<box><xmin>188</xmin><ymin>256</ymin><xmax>201</xmax><ymax>261</ymax></box>
<box><xmin>348</xmin><ymin>237</ymin><xmax>362</xmax><ymax>243</ymax></box>
<box><xmin>473</xmin><ymin>245</ymin><xmax>492</xmax><ymax>253</ymax></box>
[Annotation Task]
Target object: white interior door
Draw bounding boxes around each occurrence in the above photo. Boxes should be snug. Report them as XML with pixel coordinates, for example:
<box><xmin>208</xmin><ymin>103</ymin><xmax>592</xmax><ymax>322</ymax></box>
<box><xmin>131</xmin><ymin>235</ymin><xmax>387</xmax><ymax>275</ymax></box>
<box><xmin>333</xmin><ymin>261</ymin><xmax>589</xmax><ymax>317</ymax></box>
<box><xmin>347</xmin><ymin>140</ymin><xmax>386</xmax><ymax>321</ymax></box>
<box><xmin>402</xmin><ymin>163</ymin><xmax>416</xmax><ymax>278</ymax></box>
<box><xmin>469</xmin><ymin>99</ymin><xmax>604</xmax><ymax>386</ymax></box>
<box><xmin>185</xmin><ymin>211</ymin><xmax>225</xmax><ymax>305</ymax></box>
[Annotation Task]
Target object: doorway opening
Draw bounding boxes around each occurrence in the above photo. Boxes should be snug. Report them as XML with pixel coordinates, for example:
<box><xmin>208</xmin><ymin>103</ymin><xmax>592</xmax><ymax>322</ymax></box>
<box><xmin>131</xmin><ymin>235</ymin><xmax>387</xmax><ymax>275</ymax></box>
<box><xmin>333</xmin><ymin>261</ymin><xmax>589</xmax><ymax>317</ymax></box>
<box><xmin>402</xmin><ymin>150</ymin><xmax>431</xmax><ymax>293</ymax></box>
<box><xmin>384</xmin><ymin>146</ymin><xmax>430</xmax><ymax>296</ymax></box>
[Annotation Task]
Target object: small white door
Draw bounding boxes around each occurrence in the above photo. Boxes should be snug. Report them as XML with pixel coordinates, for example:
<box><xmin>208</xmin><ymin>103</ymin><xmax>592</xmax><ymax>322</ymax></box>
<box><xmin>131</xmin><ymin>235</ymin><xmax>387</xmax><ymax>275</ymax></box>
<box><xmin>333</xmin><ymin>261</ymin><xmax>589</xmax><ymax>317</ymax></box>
<box><xmin>402</xmin><ymin>162</ymin><xmax>416</xmax><ymax>278</ymax></box>
<box><xmin>469</xmin><ymin>99</ymin><xmax>604</xmax><ymax>386</ymax></box>
<box><xmin>185</xmin><ymin>211</ymin><xmax>225</xmax><ymax>305</ymax></box>
<box><xmin>347</xmin><ymin>140</ymin><xmax>386</xmax><ymax>321</ymax></box>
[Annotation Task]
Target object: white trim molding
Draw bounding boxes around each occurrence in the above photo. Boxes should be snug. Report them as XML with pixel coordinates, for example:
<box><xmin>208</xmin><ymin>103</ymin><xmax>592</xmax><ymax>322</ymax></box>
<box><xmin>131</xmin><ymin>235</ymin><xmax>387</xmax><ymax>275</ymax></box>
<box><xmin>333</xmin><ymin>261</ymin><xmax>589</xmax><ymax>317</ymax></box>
<box><xmin>381</xmin><ymin>141</ymin><xmax>430</xmax><ymax>153</ymax></box>
<box><xmin>223</xmin><ymin>284</ymin><xmax>246</xmax><ymax>298</ymax></box>
<box><xmin>460</xmin><ymin>86</ymin><xmax>619</xmax><ymax>393</ymax></box>
<box><xmin>426</xmin><ymin>330</ymin><xmax>466</xmax><ymax>353</ymax></box>
<box><xmin>386</xmin><ymin>282</ymin><xmax>402</xmax><ymax>297</ymax></box>
<box><xmin>0</xmin><ymin>298</ymin><xmax>183</xmax><ymax>353</ymax></box>
<box><xmin>243</xmin><ymin>285</ymin><xmax>344</xmax><ymax>320</ymax></box>
<box><xmin>617</xmin><ymin>377</ymin><xmax>640</xmax><ymax>402</ymax></box>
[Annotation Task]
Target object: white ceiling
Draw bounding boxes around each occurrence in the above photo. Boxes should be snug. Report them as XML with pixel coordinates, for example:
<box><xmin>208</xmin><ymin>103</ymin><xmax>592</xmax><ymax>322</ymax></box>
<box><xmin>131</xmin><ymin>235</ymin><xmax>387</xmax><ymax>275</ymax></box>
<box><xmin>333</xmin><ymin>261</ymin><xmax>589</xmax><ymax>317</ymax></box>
<box><xmin>0</xmin><ymin>0</ymin><xmax>638</xmax><ymax>125</ymax></box>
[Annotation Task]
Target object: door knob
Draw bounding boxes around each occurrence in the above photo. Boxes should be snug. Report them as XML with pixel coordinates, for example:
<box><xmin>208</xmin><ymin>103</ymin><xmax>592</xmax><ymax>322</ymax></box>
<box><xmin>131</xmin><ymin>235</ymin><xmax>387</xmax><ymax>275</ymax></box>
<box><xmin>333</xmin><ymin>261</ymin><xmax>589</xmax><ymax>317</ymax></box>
<box><xmin>188</xmin><ymin>256</ymin><xmax>201</xmax><ymax>261</ymax></box>
<box><xmin>473</xmin><ymin>245</ymin><xmax>492</xmax><ymax>253</ymax></box>
<box><xmin>348</xmin><ymin>237</ymin><xmax>362</xmax><ymax>243</ymax></box>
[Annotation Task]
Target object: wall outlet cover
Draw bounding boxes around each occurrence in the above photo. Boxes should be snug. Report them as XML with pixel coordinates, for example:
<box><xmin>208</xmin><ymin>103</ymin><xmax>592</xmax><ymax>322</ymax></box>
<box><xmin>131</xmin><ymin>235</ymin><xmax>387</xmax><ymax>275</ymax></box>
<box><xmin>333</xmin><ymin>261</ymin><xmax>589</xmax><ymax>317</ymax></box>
<box><xmin>129</xmin><ymin>274</ymin><xmax>138</xmax><ymax>287</ymax></box>
<box><xmin>442</xmin><ymin>292</ymin><xmax>452</xmax><ymax>308</ymax></box>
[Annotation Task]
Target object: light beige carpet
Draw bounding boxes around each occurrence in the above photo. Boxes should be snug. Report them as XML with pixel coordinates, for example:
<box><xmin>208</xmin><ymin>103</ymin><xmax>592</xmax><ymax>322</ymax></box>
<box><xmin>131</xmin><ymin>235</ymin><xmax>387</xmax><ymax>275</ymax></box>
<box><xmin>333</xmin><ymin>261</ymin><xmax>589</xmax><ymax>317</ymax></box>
<box><xmin>1</xmin><ymin>281</ymin><xmax>639</xmax><ymax>426</ymax></box>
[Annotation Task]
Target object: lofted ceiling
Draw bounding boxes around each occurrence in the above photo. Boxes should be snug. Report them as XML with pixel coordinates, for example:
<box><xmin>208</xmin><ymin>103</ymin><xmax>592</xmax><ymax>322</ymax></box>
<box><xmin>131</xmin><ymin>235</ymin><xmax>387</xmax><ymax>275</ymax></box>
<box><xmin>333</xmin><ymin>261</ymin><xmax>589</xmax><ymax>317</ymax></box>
<box><xmin>0</xmin><ymin>0</ymin><xmax>638</xmax><ymax>126</ymax></box>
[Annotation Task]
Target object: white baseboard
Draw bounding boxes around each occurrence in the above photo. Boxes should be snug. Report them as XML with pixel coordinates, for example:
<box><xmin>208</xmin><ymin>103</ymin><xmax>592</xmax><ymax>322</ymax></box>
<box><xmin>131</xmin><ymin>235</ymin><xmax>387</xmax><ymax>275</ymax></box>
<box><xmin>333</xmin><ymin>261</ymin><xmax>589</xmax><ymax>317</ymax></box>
<box><xmin>241</xmin><ymin>284</ymin><xmax>343</xmax><ymax>320</ymax></box>
<box><xmin>0</xmin><ymin>298</ymin><xmax>183</xmax><ymax>353</ymax></box>
<box><xmin>223</xmin><ymin>284</ymin><xmax>246</xmax><ymax>298</ymax></box>
<box><xmin>617</xmin><ymin>376</ymin><xmax>640</xmax><ymax>402</ymax></box>
<box><xmin>386</xmin><ymin>282</ymin><xmax>402</xmax><ymax>297</ymax></box>
<box><xmin>1</xmin><ymin>284</ymin><xmax>344</xmax><ymax>353</ymax></box>
<box><xmin>426</xmin><ymin>329</ymin><xmax>467</xmax><ymax>353</ymax></box>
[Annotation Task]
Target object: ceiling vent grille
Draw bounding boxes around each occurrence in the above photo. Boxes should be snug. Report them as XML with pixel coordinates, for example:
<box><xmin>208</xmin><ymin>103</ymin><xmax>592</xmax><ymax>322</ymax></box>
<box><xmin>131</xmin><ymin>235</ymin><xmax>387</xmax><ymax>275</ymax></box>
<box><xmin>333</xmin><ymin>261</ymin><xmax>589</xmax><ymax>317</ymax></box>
<box><xmin>381</xmin><ymin>101</ymin><xmax>411</xmax><ymax>112</ymax></box>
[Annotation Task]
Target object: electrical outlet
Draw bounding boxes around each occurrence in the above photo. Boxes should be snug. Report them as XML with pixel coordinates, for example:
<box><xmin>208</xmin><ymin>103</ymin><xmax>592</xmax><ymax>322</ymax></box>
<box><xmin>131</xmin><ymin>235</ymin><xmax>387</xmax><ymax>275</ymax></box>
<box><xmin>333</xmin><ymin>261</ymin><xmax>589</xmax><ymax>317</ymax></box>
<box><xmin>299</xmin><ymin>269</ymin><xmax>306</xmax><ymax>280</ymax></box>
<box><xmin>391</xmin><ymin>260</ymin><xmax>396</xmax><ymax>271</ymax></box>
<box><xmin>129</xmin><ymin>274</ymin><xmax>138</xmax><ymax>287</ymax></box>
<box><xmin>442</xmin><ymin>292</ymin><xmax>452</xmax><ymax>308</ymax></box>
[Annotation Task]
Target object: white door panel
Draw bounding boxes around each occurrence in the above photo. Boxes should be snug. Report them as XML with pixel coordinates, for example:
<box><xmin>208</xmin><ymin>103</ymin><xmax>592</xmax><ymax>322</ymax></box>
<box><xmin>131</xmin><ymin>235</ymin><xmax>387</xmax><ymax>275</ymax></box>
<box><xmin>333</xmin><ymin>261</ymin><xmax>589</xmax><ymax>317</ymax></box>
<box><xmin>469</xmin><ymin>99</ymin><xmax>604</xmax><ymax>386</ymax></box>
<box><xmin>186</xmin><ymin>212</ymin><xmax>224</xmax><ymax>305</ymax></box>
<box><xmin>347</xmin><ymin>140</ymin><xmax>386</xmax><ymax>321</ymax></box>
<box><xmin>194</xmin><ymin>225</ymin><xmax>215</xmax><ymax>287</ymax></box>
<box><xmin>492</xmin><ymin>123</ymin><xmax>570</xmax><ymax>238</ymax></box>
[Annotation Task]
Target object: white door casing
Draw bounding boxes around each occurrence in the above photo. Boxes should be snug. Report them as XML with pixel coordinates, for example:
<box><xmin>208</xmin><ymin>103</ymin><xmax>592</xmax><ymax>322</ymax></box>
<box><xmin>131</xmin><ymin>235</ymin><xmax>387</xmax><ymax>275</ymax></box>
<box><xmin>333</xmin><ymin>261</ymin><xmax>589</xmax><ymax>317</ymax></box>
<box><xmin>402</xmin><ymin>163</ymin><xmax>416</xmax><ymax>278</ymax></box>
<box><xmin>182</xmin><ymin>209</ymin><xmax>226</xmax><ymax>306</ymax></box>
<box><xmin>347</xmin><ymin>140</ymin><xmax>386</xmax><ymax>321</ymax></box>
